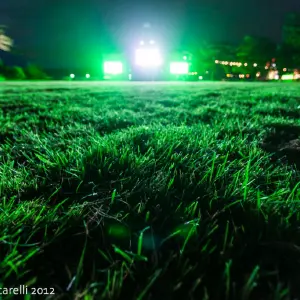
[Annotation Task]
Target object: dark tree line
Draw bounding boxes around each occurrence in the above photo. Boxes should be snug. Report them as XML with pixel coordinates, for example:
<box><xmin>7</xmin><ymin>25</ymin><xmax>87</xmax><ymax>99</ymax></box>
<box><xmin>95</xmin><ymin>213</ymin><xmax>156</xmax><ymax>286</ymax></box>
<box><xmin>191</xmin><ymin>13</ymin><xmax>300</xmax><ymax>79</ymax></box>
<box><xmin>1</xmin><ymin>13</ymin><xmax>300</xmax><ymax>80</ymax></box>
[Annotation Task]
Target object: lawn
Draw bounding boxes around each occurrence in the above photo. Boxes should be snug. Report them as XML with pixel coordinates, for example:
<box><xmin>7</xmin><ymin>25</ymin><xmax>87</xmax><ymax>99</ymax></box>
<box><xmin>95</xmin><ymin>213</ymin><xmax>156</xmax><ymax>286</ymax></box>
<box><xmin>0</xmin><ymin>81</ymin><xmax>300</xmax><ymax>299</ymax></box>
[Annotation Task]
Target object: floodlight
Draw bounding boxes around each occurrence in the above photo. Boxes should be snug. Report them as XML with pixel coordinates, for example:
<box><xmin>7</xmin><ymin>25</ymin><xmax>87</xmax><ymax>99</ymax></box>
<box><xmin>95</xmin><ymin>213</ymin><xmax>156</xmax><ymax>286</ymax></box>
<box><xmin>282</xmin><ymin>74</ymin><xmax>294</xmax><ymax>80</ymax></box>
<box><xmin>253</xmin><ymin>63</ymin><xmax>257</xmax><ymax>67</ymax></box>
<box><xmin>70</xmin><ymin>74</ymin><xmax>75</xmax><ymax>78</ymax></box>
<box><xmin>170</xmin><ymin>62</ymin><xmax>189</xmax><ymax>74</ymax></box>
<box><xmin>135</xmin><ymin>48</ymin><xmax>162</xmax><ymax>67</ymax></box>
<box><xmin>104</xmin><ymin>61</ymin><xmax>123</xmax><ymax>75</ymax></box>
<box><xmin>86</xmin><ymin>74</ymin><xmax>90</xmax><ymax>78</ymax></box>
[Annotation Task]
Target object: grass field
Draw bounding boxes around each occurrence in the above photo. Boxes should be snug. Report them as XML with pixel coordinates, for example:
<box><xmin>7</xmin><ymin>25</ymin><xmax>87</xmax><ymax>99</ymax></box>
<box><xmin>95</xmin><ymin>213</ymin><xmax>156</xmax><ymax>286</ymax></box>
<box><xmin>1</xmin><ymin>81</ymin><xmax>300</xmax><ymax>299</ymax></box>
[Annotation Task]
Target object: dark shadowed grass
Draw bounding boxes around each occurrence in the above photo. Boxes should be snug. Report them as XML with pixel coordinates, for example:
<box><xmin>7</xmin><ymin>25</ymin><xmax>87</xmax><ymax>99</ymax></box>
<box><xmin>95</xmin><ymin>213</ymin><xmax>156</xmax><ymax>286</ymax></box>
<box><xmin>0</xmin><ymin>81</ymin><xmax>300</xmax><ymax>299</ymax></box>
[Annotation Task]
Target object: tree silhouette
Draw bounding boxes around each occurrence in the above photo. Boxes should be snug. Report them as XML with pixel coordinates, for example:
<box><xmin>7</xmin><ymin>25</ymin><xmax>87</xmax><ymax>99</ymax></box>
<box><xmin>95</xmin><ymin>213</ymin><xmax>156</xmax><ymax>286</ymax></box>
<box><xmin>281</xmin><ymin>13</ymin><xmax>300</xmax><ymax>67</ymax></box>
<box><xmin>194</xmin><ymin>41</ymin><xmax>236</xmax><ymax>80</ymax></box>
<box><xmin>236</xmin><ymin>35</ymin><xmax>276</xmax><ymax>66</ymax></box>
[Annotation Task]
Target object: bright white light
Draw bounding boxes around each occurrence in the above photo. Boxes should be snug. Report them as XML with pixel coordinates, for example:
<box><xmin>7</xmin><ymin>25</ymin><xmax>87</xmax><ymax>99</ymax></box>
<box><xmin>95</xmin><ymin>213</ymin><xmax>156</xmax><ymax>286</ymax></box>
<box><xmin>70</xmin><ymin>74</ymin><xmax>75</xmax><ymax>78</ymax></box>
<box><xmin>244</xmin><ymin>63</ymin><xmax>248</xmax><ymax>66</ymax></box>
<box><xmin>253</xmin><ymin>63</ymin><xmax>257</xmax><ymax>67</ymax></box>
<box><xmin>274</xmin><ymin>74</ymin><xmax>279</xmax><ymax>80</ymax></box>
<box><xmin>149</xmin><ymin>40</ymin><xmax>155</xmax><ymax>44</ymax></box>
<box><xmin>170</xmin><ymin>62</ymin><xmax>189</xmax><ymax>74</ymax></box>
<box><xmin>86</xmin><ymin>74</ymin><xmax>90</xmax><ymax>78</ymax></box>
<box><xmin>104</xmin><ymin>61</ymin><xmax>123</xmax><ymax>74</ymax></box>
<box><xmin>183</xmin><ymin>56</ymin><xmax>187</xmax><ymax>60</ymax></box>
<box><xmin>128</xmin><ymin>74</ymin><xmax>132</xmax><ymax>80</ymax></box>
<box><xmin>135</xmin><ymin>48</ymin><xmax>162</xmax><ymax>67</ymax></box>
<box><xmin>140</xmin><ymin>40</ymin><xmax>145</xmax><ymax>45</ymax></box>
<box><xmin>199</xmin><ymin>76</ymin><xmax>203</xmax><ymax>80</ymax></box>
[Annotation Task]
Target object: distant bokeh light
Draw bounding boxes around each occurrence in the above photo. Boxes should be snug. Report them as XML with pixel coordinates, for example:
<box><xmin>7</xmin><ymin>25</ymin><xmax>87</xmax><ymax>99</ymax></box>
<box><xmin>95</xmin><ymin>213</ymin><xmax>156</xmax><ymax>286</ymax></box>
<box><xmin>0</xmin><ymin>29</ymin><xmax>12</xmax><ymax>52</ymax></box>
<box><xmin>282</xmin><ymin>74</ymin><xmax>294</xmax><ymax>80</ymax></box>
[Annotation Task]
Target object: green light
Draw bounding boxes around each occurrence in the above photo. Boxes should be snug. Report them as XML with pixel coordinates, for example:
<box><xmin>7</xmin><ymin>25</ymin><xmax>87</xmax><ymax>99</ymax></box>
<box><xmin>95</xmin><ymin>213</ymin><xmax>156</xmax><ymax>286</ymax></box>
<box><xmin>170</xmin><ymin>62</ymin><xmax>189</xmax><ymax>74</ymax></box>
<box><xmin>70</xmin><ymin>74</ymin><xmax>75</xmax><ymax>78</ymax></box>
<box><xmin>107</xmin><ymin>224</ymin><xmax>130</xmax><ymax>239</ymax></box>
<box><xmin>183</xmin><ymin>56</ymin><xmax>187</xmax><ymax>60</ymax></box>
<box><xmin>104</xmin><ymin>61</ymin><xmax>123</xmax><ymax>75</ymax></box>
<box><xmin>86</xmin><ymin>74</ymin><xmax>90</xmax><ymax>78</ymax></box>
<box><xmin>281</xmin><ymin>74</ymin><xmax>294</xmax><ymax>80</ymax></box>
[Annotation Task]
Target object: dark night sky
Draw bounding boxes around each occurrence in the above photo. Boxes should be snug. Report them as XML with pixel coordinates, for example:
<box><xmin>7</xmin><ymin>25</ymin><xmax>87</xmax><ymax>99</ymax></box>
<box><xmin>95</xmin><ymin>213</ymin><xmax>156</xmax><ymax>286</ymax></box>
<box><xmin>0</xmin><ymin>0</ymin><xmax>300</xmax><ymax>68</ymax></box>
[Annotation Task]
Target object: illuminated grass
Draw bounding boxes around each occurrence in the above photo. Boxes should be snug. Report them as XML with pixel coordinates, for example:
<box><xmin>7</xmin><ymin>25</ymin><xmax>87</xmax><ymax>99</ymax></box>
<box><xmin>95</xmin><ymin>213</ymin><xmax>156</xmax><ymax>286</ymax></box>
<box><xmin>0</xmin><ymin>81</ymin><xmax>300</xmax><ymax>299</ymax></box>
